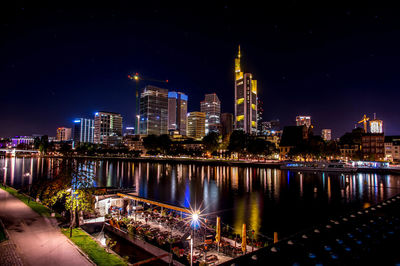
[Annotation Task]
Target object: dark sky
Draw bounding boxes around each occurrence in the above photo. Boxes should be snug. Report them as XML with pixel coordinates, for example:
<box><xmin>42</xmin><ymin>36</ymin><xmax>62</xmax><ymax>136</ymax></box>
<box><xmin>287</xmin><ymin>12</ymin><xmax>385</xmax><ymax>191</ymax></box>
<box><xmin>1</xmin><ymin>1</ymin><xmax>400</xmax><ymax>138</ymax></box>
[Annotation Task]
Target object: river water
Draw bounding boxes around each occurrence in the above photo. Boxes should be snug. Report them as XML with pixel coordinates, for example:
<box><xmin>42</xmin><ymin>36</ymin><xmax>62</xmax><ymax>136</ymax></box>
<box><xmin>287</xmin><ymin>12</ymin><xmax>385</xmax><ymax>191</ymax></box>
<box><xmin>2</xmin><ymin>156</ymin><xmax>400</xmax><ymax>239</ymax></box>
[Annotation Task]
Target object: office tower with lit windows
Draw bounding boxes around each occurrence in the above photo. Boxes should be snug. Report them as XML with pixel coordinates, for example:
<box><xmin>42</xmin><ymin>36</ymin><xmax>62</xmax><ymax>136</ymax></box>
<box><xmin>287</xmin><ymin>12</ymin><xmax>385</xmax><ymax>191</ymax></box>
<box><xmin>139</xmin><ymin>85</ymin><xmax>168</xmax><ymax>135</ymax></box>
<box><xmin>296</xmin><ymin>116</ymin><xmax>312</xmax><ymax>128</ymax></box>
<box><xmin>187</xmin><ymin>112</ymin><xmax>206</xmax><ymax>140</ymax></box>
<box><xmin>94</xmin><ymin>111</ymin><xmax>123</xmax><ymax>145</ymax></box>
<box><xmin>257</xmin><ymin>99</ymin><xmax>263</xmax><ymax>134</ymax></box>
<box><xmin>200</xmin><ymin>93</ymin><xmax>221</xmax><ymax>134</ymax></box>
<box><xmin>168</xmin><ymin>91</ymin><xmax>188</xmax><ymax>135</ymax></box>
<box><xmin>221</xmin><ymin>113</ymin><xmax>233</xmax><ymax>137</ymax></box>
<box><xmin>57</xmin><ymin>127</ymin><xmax>72</xmax><ymax>141</ymax></box>
<box><xmin>234</xmin><ymin>46</ymin><xmax>257</xmax><ymax>134</ymax></box>
<box><xmin>321</xmin><ymin>129</ymin><xmax>332</xmax><ymax>141</ymax></box>
<box><xmin>73</xmin><ymin>118</ymin><xmax>94</xmax><ymax>143</ymax></box>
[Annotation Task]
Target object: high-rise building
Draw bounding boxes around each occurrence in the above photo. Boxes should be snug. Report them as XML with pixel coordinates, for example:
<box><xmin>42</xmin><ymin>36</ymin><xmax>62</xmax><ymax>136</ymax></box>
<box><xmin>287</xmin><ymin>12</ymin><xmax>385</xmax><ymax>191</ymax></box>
<box><xmin>168</xmin><ymin>91</ymin><xmax>188</xmax><ymax>135</ymax></box>
<box><xmin>257</xmin><ymin>99</ymin><xmax>264</xmax><ymax>135</ymax></box>
<box><xmin>200</xmin><ymin>93</ymin><xmax>221</xmax><ymax>134</ymax></box>
<box><xmin>57</xmin><ymin>127</ymin><xmax>72</xmax><ymax>141</ymax></box>
<box><xmin>321</xmin><ymin>129</ymin><xmax>332</xmax><ymax>141</ymax></box>
<box><xmin>187</xmin><ymin>112</ymin><xmax>206</xmax><ymax>140</ymax></box>
<box><xmin>73</xmin><ymin>118</ymin><xmax>94</xmax><ymax>143</ymax></box>
<box><xmin>94</xmin><ymin>111</ymin><xmax>123</xmax><ymax>145</ymax></box>
<box><xmin>296</xmin><ymin>116</ymin><xmax>312</xmax><ymax>128</ymax></box>
<box><xmin>234</xmin><ymin>46</ymin><xmax>257</xmax><ymax>134</ymax></box>
<box><xmin>369</xmin><ymin>114</ymin><xmax>383</xmax><ymax>133</ymax></box>
<box><xmin>139</xmin><ymin>85</ymin><xmax>168</xmax><ymax>135</ymax></box>
<box><xmin>221</xmin><ymin>113</ymin><xmax>233</xmax><ymax>137</ymax></box>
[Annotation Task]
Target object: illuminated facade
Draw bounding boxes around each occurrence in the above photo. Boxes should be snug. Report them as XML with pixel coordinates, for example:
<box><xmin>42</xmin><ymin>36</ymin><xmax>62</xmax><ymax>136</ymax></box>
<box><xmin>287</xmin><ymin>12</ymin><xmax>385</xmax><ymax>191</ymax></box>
<box><xmin>257</xmin><ymin>99</ymin><xmax>263</xmax><ymax>134</ymax></box>
<box><xmin>168</xmin><ymin>91</ymin><xmax>188</xmax><ymax>136</ymax></box>
<box><xmin>234</xmin><ymin>46</ymin><xmax>257</xmax><ymax>134</ymax></box>
<box><xmin>296</xmin><ymin>116</ymin><xmax>312</xmax><ymax>128</ymax></box>
<box><xmin>56</xmin><ymin>127</ymin><xmax>72</xmax><ymax>141</ymax></box>
<box><xmin>187</xmin><ymin>112</ymin><xmax>206</xmax><ymax>140</ymax></box>
<box><xmin>200</xmin><ymin>93</ymin><xmax>221</xmax><ymax>134</ymax></box>
<box><xmin>139</xmin><ymin>85</ymin><xmax>168</xmax><ymax>135</ymax></box>
<box><xmin>321</xmin><ymin>129</ymin><xmax>332</xmax><ymax>141</ymax></box>
<box><xmin>73</xmin><ymin>118</ymin><xmax>94</xmax><ymax>143</ymax></box>
<box><xmin>370</xmin><ymin>119</ymin><xmax>383</xmax><ymax>134</ymax></box>
<box><xmin>94</xmin><ymin>111</ymin><xmax>123</xmax><ymax>145</ymax></box>
<box><xmin>385</xmin><ymin>136</ymin><xmax>400</xmax><ymax>162</ymax></box>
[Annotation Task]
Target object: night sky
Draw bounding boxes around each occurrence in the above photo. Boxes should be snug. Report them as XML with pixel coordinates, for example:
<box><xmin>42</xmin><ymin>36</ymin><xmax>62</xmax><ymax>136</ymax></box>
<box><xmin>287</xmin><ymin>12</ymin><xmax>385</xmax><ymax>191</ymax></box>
<box><xmin>1</xmin><ymin>1</ymin><xmax>399</xmax><ymax>138</ymax></box>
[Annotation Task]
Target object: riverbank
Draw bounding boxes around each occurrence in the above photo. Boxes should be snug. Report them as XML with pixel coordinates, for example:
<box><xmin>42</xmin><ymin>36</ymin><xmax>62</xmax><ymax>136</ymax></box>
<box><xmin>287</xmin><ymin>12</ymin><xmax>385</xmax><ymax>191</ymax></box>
<box><xmin>7</xmin><ymin>154</ymin><xmax>400</xmax><ymax>174</ymax></box>
<box><xmin>0</xmin><ymin>188</ymin><xmax>94</xmax><ymax>266</ymax></box>
<box><xmin>39</xmin><ymin>154</ymin><xmax>283</xmax><ymax>168</ymax></box>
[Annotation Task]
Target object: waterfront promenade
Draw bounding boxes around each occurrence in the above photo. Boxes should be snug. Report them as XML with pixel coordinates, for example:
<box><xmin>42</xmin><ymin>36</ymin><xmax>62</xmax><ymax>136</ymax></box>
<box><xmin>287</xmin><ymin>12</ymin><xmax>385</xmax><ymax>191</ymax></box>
<box><xmin>0</xmin><ymin>189</ymin><xmax>93</xmax><ymax>266</ymax></box>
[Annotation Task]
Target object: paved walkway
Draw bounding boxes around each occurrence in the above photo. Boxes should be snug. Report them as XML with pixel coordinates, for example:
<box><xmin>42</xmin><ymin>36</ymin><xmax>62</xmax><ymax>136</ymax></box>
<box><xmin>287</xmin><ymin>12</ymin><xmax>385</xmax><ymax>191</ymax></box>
<box><xmin>0</xmin><ymin>189</ymin><xmax>92</xmax><ymax>266</ymax></box>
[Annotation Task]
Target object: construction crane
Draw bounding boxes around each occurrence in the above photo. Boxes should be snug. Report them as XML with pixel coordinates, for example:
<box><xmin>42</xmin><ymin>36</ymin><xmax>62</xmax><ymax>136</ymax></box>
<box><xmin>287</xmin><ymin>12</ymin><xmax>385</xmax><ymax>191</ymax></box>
<box><xmin>358</xmin><ymin>114</ymin><xmax>370</xmax><ymax>133</ymax></box>
<box><xmin>128</xmin><ymin>73</ymin><xmax>169</xmax><ymax>134</ymax></box>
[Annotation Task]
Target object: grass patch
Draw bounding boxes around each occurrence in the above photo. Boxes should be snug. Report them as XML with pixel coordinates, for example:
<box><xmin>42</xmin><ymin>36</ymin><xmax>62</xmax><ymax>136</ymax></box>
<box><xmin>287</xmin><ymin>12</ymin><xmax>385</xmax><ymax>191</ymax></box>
<box><xmin>0</xmin><ymin>223</ymin><xmax>6</xmax><ymax>242</ymax></box>
<box><xmin>0</xmin><ymin>186</ymin><xmax>60</xmax><ymax>218</ymax></box>
<box><xmin>61</xmin><ymin>228</ymin><xmax>127</xmax><ymax>266</ymax></box>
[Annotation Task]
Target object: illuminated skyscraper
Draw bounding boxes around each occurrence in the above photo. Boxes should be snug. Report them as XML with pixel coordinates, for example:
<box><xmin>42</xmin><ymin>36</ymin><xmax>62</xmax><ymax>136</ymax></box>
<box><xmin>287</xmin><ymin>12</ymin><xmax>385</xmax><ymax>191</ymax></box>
<box><xmin>139</xmin><ymin>85</ymin><xmax>168</xmax><ymax>135</ymax></box>
<box><xmin>321</xmin><ymin>129</ymin><xmax>332</xmax><ymax>141</ymax></box>
<box><xmin>234</xmin><ymin>46</ymin><xmax>257</xmax><ymax>134</ymax></box>
<box><xmin>200</xmin><ymin>93</ymin><xmax>221</xmax><ymax>134</ymax></box>
<box><xmin>187</xmin><ymin>112</ymin><xmax>206</xmax><ymax>140</ymax></box>
<box><xmin>296</xmin><ymin>116</ymin><xmax>312</xmax><ymax>128</ymax></box>
<box><xmin>257</xmin><ymin>99</ymin><xmax>263</xmax><ymax>135</ymax></box>
<box><xmin>94</xmin><ymin>111</ymin><xmax>123</xmax><ymax>145</ymax></box>
<box><xmin>73</xmin><ymin>118</ymin><xmax>94</xmax><ymax>143</ymax></box>
<box><xmin>56</xmin><ymin>127</ymin><xmax>72</xmax><ymax>141</ymax></box>
<box><xmin>369</xmin><ymin>113</ymin><xmax>383</xmax><ymax>133</ymax></box>
<box><xmin>168</xmin><ymin>91</ymin><xmax>188</xmax><ymax>135</ymax></box>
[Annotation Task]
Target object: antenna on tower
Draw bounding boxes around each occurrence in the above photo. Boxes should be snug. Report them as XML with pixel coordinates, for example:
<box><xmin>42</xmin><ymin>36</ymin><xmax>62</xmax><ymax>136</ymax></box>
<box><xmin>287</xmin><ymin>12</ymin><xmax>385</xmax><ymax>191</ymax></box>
<box><xmin>373</xmin><ymin>113</ymin><xmax>376</xmax><ymax>120</ymax></box>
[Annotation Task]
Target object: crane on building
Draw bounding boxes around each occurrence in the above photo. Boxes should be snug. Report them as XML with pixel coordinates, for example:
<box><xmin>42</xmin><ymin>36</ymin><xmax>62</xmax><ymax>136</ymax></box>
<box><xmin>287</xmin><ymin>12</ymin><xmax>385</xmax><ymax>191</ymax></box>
<box><xmin>128</xmin><ymin>73</ymin><xmax>169</xmax><ymax>134</ymax></box>
<box><xmin>358</xmin><ymin>114</ymin><xmax>370</xmax><ymax>133</ymax></box>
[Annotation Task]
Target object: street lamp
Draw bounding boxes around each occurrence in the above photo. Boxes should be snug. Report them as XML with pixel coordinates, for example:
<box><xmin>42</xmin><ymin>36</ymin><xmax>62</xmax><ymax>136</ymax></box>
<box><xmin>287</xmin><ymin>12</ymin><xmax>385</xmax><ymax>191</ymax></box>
<box><xmin>190</xmin><ymin>211</ymin><xmax>200</xmax><ymax>266</ymax></box>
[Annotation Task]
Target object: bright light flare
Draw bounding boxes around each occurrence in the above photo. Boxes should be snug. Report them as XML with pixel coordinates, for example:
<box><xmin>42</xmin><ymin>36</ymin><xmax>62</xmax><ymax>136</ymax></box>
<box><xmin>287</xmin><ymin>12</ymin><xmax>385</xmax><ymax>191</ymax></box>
<box><xmin>192</xmin><ymin>212</ymin><xmax>199</xmax><ymax>222</ymax></box>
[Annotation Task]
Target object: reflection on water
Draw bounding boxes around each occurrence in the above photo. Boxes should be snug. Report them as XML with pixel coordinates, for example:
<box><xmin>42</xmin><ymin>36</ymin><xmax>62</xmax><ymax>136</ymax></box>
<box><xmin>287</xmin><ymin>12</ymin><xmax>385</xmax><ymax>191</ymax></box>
<box><xmin>1</xmin><ymin>156</ymin><xmax>400</xmax><ymax>238</ymax></box>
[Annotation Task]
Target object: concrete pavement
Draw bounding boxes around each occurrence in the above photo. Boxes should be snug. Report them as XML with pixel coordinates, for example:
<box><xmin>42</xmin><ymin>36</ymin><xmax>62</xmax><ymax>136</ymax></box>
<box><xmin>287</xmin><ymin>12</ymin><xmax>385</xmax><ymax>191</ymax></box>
<box><xmin>0</xmin><ymin>188</ymin><xmax>93</xmax><ymax>266</ymax></box>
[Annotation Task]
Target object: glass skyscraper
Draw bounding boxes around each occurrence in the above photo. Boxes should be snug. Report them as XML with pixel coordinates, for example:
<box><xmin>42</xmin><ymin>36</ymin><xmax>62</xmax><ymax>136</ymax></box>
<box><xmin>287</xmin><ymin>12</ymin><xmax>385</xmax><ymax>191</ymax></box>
<box><xmin>73</xmin><ymin>118</ymin><xmax>94</xmax><ymax>143</ymax></box>
<box><xmin>94</xmin><ymin>111</ymin><xmax>123</xmax><ymax>145</ymax></box>
<box><xmin>200</xmin><ymin>93</ymin><xmax>221</xmax><ymax>134</ymax></box>
<box><xmin>234</xmin><ymin>46</ymin><xmax>258</xmax><ymax>134</ymax></box>
<box><xmin>139</xmin><ymin>85</ymin><xmax>168</xmax><ymax>135</ymax></box>
<box><xmin>168</xmin><ymin>91</ymin><xmax>188</xmax><ymax>135</ymax></box>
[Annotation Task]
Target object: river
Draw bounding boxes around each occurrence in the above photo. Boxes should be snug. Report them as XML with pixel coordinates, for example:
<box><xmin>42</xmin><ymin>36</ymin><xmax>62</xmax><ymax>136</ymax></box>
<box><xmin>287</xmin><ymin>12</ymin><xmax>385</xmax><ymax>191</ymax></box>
<box><xmin>1</xmin><ymin>156</ymin><xmax>400</xmax><ymax>239</ymax></box>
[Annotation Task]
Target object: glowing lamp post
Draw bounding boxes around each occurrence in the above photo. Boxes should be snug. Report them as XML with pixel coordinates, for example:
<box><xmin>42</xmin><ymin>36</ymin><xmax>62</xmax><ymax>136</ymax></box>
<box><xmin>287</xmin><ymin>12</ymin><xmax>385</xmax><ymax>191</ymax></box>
<box><xmin>190</xmin><ymin>211</ymin><xmax>200</xmax><ymax>266</ymax></box>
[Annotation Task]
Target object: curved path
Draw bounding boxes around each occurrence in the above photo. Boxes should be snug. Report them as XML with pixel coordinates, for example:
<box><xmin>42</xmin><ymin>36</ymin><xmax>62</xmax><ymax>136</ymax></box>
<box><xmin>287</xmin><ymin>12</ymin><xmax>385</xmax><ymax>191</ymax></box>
<box><xmin>0</xmin><ymin>189</ymin><xmax>92</xmax><ymax>266</ymax></box>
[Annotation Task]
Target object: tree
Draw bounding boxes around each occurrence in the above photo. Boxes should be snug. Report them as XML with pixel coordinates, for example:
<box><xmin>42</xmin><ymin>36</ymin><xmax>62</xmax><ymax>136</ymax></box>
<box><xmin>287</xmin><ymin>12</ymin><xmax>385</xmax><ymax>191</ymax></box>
<box><xmin>143</xmin><ymin>135</ymin><xmax>159</xmax><ymax>154</ymax></box>
<box><xmin>41</xmin><ymin>160</ymin><xmax>95</xmax><ymax>237</ymax></box>
<box><xmin>202</xmin><ymin>132</ymin><xmax>220</xmax><ymax>153</ymax></box>
<box><xmin>158</xmin><ymin>134</ymin><xmax>171</xmax><ymax>154</ymax></box>
<box><xmin>59</xmin><ymin>142</ymin><xmax>72</xmax><ymax>155</ymax></box>
<box><xmin>247</xmin><ymin>138</ymin><xmax>267</xmax><ymax>156</ymax></box>
<box><xmin>228</xmin><ymin>130</ymin><xmax>247</xmax><ymax>154</ymax></box>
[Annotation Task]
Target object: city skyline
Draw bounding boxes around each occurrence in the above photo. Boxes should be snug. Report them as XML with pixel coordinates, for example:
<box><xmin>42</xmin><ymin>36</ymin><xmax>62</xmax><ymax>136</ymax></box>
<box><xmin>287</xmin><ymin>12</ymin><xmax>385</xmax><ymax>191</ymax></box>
<box><xmin>2</xmin><ymin>2</ymin><xmax>400</xmax><ymax>138</ymax></box>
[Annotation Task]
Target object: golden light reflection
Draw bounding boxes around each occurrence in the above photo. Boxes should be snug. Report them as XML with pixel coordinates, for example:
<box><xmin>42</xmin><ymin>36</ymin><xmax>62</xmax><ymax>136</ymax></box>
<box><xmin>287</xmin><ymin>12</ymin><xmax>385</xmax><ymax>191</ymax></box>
<box><xmin>363</xmin><ymin>202</ymin><xmax>371</xmax><ymax>209</ymax></box>
<box><xmin>233</xmin><ymin>197</ymin><xmax>245</xmax><ymax>235</ymax></box>
<box><xmin>232</xmin><ymin>167</ymin><xmax>238</xmax><ymax>190</ymax></box>
<box><xmin>249</xmin><ymin>193</ymin><xmax>261</xmax><ymax>237</ymax></box>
